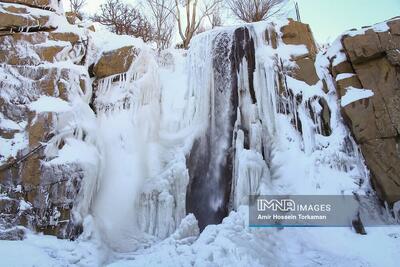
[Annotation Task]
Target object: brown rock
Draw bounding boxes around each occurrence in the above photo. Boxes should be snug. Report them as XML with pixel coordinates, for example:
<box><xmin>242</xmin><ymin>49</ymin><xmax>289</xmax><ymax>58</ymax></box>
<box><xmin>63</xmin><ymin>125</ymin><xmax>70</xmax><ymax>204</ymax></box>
<box><xmin>280</xmin><ymin>20</ymin><xmax>320</xmax><ymax>86</ymax></box>
<box><xmin>361</xmin><ymin>138</ymin><xmax>400</xmax><ymax>204</ymax></box>
<box><xmin>93</xmin><ymin>45</ymin><xmax>137</xmax><ymax>78</ymax></box>
<box><xmin>37</xmin><ymin>45</ymin><xmax>65</xmax><ymax>62</ymax></box>
<box><xmin>342</xmin><ymin>26</ymin><xmax>400</xmax><ymax>65</ymax></box>
<box><xmin>332</xmin><ymin>61</ymin><xmax>354</xmax><ymax>78</ymax></box>
<box><xmin>338</xmin><ymin>18</ymin><xmax>400</xmax><ymax>205</ymax></box>
<box><xmin>336</xmin><ymin>74</ymin><xmax>362</xmax><ymax>96</ymax></box>
<box><xmin>376</xmin><ymin>31</ymin><xmax>400</xmax><ymax>51</ymax></box>
<box><xmin>281</xmin><ymin>19</ymin><xmax>318</xmax><ymax>58</ymax></box>
<box><xmin>0</xmin><ymin>31</ymin><xmax>83</xmax><ymax>65</ymax></box>
<box><xmin>341</xmin><ymin>92</ymin><xmax>378</xmax><ymax>143</ymax></box>
<box><xmin>65</xmin><ymin>11</ymin><xmax>81</xmax><ymax>25</ymax></box>
<box><xmin>1</xmin><ymin>0</ymin><xmax>61</xmax><ymax>12</ymax></box>
<box><xmin>291</xmin><ymin>56</ymin><xmax>319</xmax><ymax>85</ymax></box>
<box><xmin>48</xmin><ymin>32</ymin><xmax>81</xmax><ymax>43</ymax></box>
<box><xmin>0</xmin><ymin>63</ymin><xmax>90</xmax><ymax>239</ymax></box>
<box><xmin>265</xmin><ymin>27</ymin><xmax>278</xmax><ymax>49</ymax></box>
<box><xmin>87</xmin><ymin>25</ymin><xmax>95</xmax><ymax>32</ymax></box>
<box><xmin>0</xmin><ymin>4</ymin><xmax>91</xmax><ymax>238</ymax></box>
<box><xmin>386</xmin><ymin>49</ymin><xmax>400</xmax><ymax>66</ymax></box>
<box><xmin>0</xmin><ymin>65</ymin><xmax>83</xmax><ymax>101</ymax></box>
<box><xmin>388</xmin><ymin>19</ymin><xmax>400</xmax><ymax>35</ymax></box>
<box><xmin>279</xmin><ymin>21</ymin><xmax>332</xmax><ymax>134</ymax></box>
<box><xmin>354</xmin><ymin>57</ymin><xmax>400</xmax><ymax>136</ymax></box>
<box><xmin>0</xmin><ymin>3</ymin><xmax>54</xmax><ymax>32</ymax></box>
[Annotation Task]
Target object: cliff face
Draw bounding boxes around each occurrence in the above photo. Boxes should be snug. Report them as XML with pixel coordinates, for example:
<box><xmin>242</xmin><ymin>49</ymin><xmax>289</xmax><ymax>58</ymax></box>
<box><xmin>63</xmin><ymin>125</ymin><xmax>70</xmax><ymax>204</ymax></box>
<box><xmin>278</xmin><ymin>17</ymin><xmax>400</xmax><ymax>206</ymax></box>
<box><xmin>333</xmin><ymin>19</ymin><xmax>400</xmax><ymax>205</ymax></box>
<box><xmin>268</xmin><ymin>17</ymin><xmax>400</xmax><ymax>207</ymax></box>
<box><xmin>0</xmin><ymin>0</ymin><xmax>399</xmax><ymax>243</ymax></box>
<box><xmin>0</xmin><ymin>0</ymin><xmax>100</xmax><ymax>239</ymax></box>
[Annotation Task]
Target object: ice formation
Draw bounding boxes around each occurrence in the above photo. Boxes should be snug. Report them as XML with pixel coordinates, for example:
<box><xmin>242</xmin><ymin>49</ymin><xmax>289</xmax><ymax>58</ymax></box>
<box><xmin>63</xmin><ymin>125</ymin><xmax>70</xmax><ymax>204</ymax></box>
<box><xmin>84</xmin><ymin>18</ymin><xmax>380</xmax><ymax>252</ymax></box>
<box><xmin>88</xmin><ymin>44</ymin><xmax>190</xmax><ymax>251</ymax></box>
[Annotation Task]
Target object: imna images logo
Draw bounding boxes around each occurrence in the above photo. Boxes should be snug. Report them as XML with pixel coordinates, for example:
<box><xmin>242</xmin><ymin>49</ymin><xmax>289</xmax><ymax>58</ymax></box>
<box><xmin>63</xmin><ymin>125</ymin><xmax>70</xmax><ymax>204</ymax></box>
<box><xmin>257</xmin><ymin>199</ymin><xmax>296</xmax><ymax>212</ymax></box>
<box><xmin>256</xmin><ymin>197</ymin><xmax>332</xmax><ymax>212</ymax></box>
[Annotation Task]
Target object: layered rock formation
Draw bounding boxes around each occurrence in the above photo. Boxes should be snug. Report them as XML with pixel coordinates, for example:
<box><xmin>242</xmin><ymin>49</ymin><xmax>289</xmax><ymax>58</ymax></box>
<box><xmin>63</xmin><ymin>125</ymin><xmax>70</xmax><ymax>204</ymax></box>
<box><xmin>0</xmin><ymin>0</ymin><xmax>63</xmax><ymax>32</ymax></box>
<box><xmin>0</xmin><ymin>0</ymin><xmax>99</xmax><ymax>239</ymax></box>
<box><xmin>328</xmin><ymin>18</ymin><xmax>400</xmax><ymax>205</ymax></box>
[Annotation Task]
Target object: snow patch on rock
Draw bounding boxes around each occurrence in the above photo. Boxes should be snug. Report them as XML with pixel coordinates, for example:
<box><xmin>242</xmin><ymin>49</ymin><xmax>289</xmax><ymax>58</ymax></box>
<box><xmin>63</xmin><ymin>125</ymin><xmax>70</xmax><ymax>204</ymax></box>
<box><xmin>341</xmin><ymin>87</ymin><xmax>374</xmax><ymax>107</ymax></box>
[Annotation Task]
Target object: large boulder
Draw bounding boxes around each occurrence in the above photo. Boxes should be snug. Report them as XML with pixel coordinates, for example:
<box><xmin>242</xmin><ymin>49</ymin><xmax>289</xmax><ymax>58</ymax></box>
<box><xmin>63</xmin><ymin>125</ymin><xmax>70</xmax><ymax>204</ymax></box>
<box><xmin>93</xmin><ymin>45</ymin><xmax>137</xmax><ymax>78</ymax></box>
<box><xmin>335</xmin><ymin>18</ymin><xmax>400</xmax><ymax>204</ymax></box>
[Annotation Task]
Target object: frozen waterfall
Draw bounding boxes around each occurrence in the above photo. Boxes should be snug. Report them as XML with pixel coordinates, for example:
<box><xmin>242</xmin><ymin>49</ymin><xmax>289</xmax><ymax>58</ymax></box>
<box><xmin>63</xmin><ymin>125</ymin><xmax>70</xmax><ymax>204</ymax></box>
<box><xmin>81</xmin><ymin>20</ymin><xmax>375</xmax><ymax>251</ymax></box>
<box><xmin>186</xmin><ymin>29</ymin><xmax>238</xmax><ymax>230</ymax></box>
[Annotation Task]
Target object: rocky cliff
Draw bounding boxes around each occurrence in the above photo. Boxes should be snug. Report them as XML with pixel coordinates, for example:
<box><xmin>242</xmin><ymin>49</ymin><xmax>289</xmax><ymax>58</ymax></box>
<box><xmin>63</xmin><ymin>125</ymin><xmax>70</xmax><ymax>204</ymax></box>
<box><xmin>276</xmin><ymin>17</ymin><xmax>400</xmax><ymax>207</ymax></box>
<box><xmin>0</xmin><ymin>0</ymin><xmax>399</xmax><ymax>244</ymax></box>
<box><xmin>0</xmin><ymin>0</ymin><xmax>100</xmax><ymax>239</ymax></box>
<box><xmin>327</xmin><ymin>18</ymin><xmax>400</xmax><ymax>205</ymax></box>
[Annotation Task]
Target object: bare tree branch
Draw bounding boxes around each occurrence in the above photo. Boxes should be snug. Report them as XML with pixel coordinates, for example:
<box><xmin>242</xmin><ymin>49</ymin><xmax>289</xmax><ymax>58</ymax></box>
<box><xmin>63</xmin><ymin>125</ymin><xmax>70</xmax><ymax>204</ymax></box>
<box><xmin>69</xmin><ymin>0</ymin><xmax>86</xmax><ymax>15</ymax></box>
<box><xmin>226</xmin><ymin>0</ymin><xmax>286</xmax><ymax>23</ymax></box>
<box><xmin>92</xmin><ymin>0</ymin><xmax>153</xmax><ymax>42</ymax></box>
<box><xmin>172</xmin><ymin>0</ymin><xmax>222</xmax><ymax>49</ymax></box>
<box><xmin>207</xmin><ymin>2</ymin><xmax>222</xmax><ymax>28</ymax></box>
<box><xmin>144</xmin><ymin>0</ymin><xmax>176</xmax><ymax>49</ymax></box>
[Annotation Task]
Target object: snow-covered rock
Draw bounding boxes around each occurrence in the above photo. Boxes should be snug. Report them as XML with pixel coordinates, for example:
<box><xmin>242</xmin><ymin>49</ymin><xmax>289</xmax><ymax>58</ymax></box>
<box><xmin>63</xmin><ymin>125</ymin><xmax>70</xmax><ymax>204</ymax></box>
<box><xmin>0</xmin><ymin>0</ymin><xmax>100</xmax><ymax>239</ymax></box>
<box><xmin>2</xmin><ymin>1</ymin><xmax>63</xmax><ymax>13</ymax></box>
<box><xmin>326</xmin><ymin>17</ymin><xmax>400</xmax><ymax>205</ymax></box>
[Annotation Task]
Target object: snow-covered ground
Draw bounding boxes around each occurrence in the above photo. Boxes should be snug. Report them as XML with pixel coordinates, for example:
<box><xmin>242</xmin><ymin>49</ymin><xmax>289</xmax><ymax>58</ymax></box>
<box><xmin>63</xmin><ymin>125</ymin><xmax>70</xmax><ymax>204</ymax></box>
<box><xmin>1</xmin><ymin>212</ymin><xmax>399</xmax><ymax>266</ymax></box>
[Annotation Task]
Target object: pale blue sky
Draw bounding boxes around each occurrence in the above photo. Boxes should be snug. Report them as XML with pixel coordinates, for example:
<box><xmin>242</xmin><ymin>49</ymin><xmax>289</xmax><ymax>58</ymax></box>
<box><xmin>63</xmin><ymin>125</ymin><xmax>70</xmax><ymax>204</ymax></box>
<box><xmin>294</xmin><ymin>0</ymin><xmax>400</xmax><ymax>42</ymax></box>
<box><xmin>63</xmin><ymin>0</ymin><xmax>399</xmax><ymax>43</ymax></box>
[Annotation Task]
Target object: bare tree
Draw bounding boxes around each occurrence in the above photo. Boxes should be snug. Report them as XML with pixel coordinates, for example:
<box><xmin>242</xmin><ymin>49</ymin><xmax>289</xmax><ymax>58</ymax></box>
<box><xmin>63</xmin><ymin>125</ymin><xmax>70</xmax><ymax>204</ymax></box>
<box><xmin>172</xmin><ymin>0</ymin><xmax>222</xmax><ymax>49</ymax></box>
<box><xmin>69</xmin><ymin>0</ymin><xmax>87</xmax><ymax>15</ymax></box>
<box><xmin>227</xmin><ymin>0</ymin><xmax>286</xmax><ymax>23</ymax></box>
<box><xmin>207</xmin><ymin>2</ymin><xmax>222</xmax><ymax>28</ymax></box>
<box><xmin>145</xmin><ymin>0</ymin><xmax>175</xmax><ymax>50</ymax></box>
<box><xmin>93</xmin><ymin>0</ymin><xmax>153</xmax><ymax>42</ymax></box>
